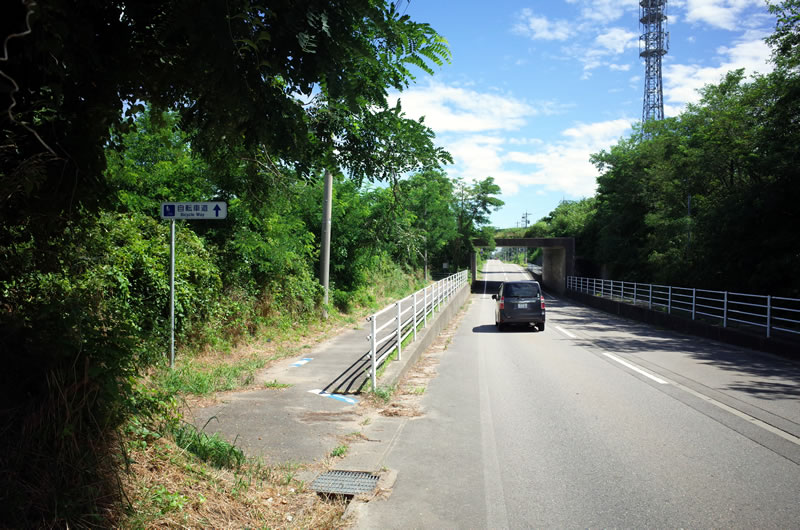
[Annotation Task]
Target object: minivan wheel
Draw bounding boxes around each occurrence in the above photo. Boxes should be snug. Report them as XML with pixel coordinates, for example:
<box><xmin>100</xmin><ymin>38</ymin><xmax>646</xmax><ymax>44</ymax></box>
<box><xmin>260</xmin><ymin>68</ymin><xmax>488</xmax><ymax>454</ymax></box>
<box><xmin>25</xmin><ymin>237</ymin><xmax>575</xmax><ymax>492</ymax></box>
<box><xmin>536</xmin><ymin>322</ymin><xmax>545</xmax><ymax>332</ymax></box>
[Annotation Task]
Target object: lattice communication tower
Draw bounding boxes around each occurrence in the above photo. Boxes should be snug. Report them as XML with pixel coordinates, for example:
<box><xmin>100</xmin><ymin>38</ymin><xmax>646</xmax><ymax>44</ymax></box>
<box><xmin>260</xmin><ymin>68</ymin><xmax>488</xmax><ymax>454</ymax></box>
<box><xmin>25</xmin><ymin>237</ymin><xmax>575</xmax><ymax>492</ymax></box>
<box><xmin>639</xmin><ymin>0</ymin><xmax>669</xmax><ymax>123</ymax></box>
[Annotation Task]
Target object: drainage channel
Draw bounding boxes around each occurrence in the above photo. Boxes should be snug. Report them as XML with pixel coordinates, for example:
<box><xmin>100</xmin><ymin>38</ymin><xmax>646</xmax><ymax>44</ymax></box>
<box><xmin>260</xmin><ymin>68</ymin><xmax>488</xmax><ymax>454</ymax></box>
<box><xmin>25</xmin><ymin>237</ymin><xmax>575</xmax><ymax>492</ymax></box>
<box><xmin>311</xmin><ymin>470</ymin><xmax>379</xmax><ymax>496</ymax></box>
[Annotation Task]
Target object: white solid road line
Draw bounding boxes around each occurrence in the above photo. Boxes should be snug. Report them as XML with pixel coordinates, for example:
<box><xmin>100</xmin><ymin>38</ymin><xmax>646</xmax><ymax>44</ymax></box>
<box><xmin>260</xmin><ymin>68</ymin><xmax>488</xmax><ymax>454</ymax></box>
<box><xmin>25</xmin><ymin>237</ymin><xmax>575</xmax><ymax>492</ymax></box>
<box><xmin>600</xmin><ymin>351</ymin><xmax>670</xmax><ymax>384</ymax></box>
<box><xmin>555</xmin><ymin>325</ymin><xmax>577</xmax><ymax>339</ymax></box>
<box><xmin>553</xmin><ymin>324</ymin><xmax>667</xmax><ymax>383</ymax></box>
<box><xmin>552</xmin><ymin>322</ymin><xmax>800</xmax><ymax>448</ymax></box>
<box><xmin>669</xmin><ymin>378</ymin><xmax>800</xmax><ymax>447</ymax></box>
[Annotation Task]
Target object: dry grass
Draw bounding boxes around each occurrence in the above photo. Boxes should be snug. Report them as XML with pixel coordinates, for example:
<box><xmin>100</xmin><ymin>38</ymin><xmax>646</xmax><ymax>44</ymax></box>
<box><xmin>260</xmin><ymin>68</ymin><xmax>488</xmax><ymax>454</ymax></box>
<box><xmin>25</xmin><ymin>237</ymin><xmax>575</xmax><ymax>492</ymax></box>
<box><xmin>119</xmin><ymin>436</ymin><xmax>349</xmax><ymax>529</ymax></box>
<box><xmin>117</xmin><ymin>271</ymin><xmax>472</xmax><ymax>528</ymax></box>
<box><xmin>117</xmin><ymin>282</ymin><xmax>432</xmax><ymax>528</ymax></box>
<box><xmin>372</xmin><ymin>298</ymin><xmax>472</xmax><ymax>419</ymax></box>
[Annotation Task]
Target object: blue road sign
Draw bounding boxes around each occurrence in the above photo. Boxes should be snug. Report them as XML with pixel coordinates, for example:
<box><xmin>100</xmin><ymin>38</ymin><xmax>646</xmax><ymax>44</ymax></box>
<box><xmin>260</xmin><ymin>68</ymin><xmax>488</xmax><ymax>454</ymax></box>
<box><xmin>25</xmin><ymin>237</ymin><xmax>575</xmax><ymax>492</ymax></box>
<box><xmin>160</xmin><ymin>201</ymin><xmax>227</xmax><ymax>220</ymax></box>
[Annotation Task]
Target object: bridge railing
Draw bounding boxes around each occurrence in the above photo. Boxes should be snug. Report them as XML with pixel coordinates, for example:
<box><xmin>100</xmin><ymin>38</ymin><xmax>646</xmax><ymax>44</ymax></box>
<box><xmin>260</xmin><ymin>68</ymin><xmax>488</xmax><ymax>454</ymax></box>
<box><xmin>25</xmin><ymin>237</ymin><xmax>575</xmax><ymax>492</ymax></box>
<box><xmin>567</xmin><ymin>276</ymin><xmax>800</xmax><ymax>340</ymax></box>
<box><xmin>365</xmin><ymin>269</ymin><xmax>469</xmax><ymax>391</ymax></box>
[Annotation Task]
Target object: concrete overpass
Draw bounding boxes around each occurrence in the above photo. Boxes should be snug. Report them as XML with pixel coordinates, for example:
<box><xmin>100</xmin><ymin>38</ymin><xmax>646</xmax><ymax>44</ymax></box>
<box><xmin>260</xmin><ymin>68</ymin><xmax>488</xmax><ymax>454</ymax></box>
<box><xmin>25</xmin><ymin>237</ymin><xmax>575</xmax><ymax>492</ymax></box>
<box><xmin>471</xmin><ymin>237</ymin><xmax>575</xmax><ymax>294</ymax></box>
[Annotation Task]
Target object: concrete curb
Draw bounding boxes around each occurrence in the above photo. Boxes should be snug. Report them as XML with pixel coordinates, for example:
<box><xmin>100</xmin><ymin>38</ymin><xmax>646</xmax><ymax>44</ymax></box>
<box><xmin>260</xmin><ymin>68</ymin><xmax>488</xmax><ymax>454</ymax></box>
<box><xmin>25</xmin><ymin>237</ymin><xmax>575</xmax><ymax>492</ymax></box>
<box><xmin>377</xmin><ymin>283</ymin><xmax>471</xmax><ymax>390</ymax></box>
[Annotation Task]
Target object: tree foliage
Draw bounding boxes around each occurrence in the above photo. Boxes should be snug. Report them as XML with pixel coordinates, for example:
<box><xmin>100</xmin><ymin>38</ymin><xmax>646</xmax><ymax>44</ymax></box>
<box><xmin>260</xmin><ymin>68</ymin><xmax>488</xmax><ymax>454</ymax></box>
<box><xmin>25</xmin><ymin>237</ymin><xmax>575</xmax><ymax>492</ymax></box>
<box><xmin>0</xmin><ymin>2</ymin><xmax>455</xmax><ymax>525</ymax></box>
<box><xmin>525</xmin><ymin>3</ymin><xmax>800</xmax><ymax>295</ymax></box>
<box><xmin>451</xmin><ymin>177</ymin><xmax>504</xmax><ymax>267</ymax></box>
<box><xmin>1</xmin><ymin>0</ymin><xmax>451</xmax><ymax>225</ymax></box>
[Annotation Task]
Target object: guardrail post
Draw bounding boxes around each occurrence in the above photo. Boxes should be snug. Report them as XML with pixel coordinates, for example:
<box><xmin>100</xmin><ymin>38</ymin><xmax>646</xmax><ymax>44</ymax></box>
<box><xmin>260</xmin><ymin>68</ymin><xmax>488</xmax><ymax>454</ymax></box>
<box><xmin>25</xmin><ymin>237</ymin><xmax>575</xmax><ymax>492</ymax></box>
<box><xmin>668</xmin><ymin>286</ymin><xmax>672</xmax><ymax>314</ymax></box>
<box><xmin>601</xmin><ymin>279</ymin><xmax>604</xmax><ymax>298</ymax></box>
<box><xmin>692</xmin><ymin>289</ymin><xmax>696</xmax><ymax>320</ymax></box>
<box><xmin>370</xmin><ymin>315</ymin><xmax>377</xmax><ymax>392</ymax></box>
<box><xmin>413</xmin><ymin>291</ymin><xmax>418</xmax><ymax>341</ymax></box>
<box><xmin>767</xmin><ymin>295</ymin><xmax>772</xmax><ymax>338</ymax></box>
<box><xmin>649</xmin><ymin>284</ymin><xmax>652</xmax><ymax>310</ymax></box>
<box><xmin>621</xmin><ymin>281</ymin><xmax>625</xmax><ymax>302</ymax></box>
<box><xmin>396</xmin><ymin>301</ymin><xmax>402</xmax><ymax>361</ymax></box>
<box><xmin>423</xmin><ymin>286</ymin><xmax>428</xmax><ymax>328</ymax></box>
<box><xmin>611</xmin><ymin>280</ymin><xmax>615</xmax><ymax>300</ymax></box>
<box><xmin>723</xmin><ymin>292</ymin><xmax>728</xmax><ymax>328</ymax></box>
<box><xmin>633</xmin><ymin>283</ymin><xmax>637</xmax><ymax>304</ymax></box>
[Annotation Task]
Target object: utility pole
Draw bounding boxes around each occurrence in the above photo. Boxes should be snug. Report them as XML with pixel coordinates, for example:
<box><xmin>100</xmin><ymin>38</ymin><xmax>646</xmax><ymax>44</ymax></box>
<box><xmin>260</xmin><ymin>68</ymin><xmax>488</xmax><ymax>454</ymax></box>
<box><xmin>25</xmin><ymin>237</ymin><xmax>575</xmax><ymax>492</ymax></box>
<box><xmin>522</xmin><ymin>211</ymin><xmax>531</xmax><ymax>227</ymax></box>
<box><xmin>320</xmin><ymin>169</ymin><xmax>333</xmax><ymax>319</ymax></box>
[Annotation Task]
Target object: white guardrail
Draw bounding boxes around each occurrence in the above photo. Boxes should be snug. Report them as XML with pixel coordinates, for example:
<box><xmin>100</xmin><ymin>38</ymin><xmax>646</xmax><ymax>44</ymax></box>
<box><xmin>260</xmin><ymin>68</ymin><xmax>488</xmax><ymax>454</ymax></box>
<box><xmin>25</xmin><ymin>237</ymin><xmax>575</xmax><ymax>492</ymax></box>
<box><xmin>365</xmin><ymin>270</ymin><xmax>469</xmax><ymax>391</ymax></box>
<box><xmin>567</xmin><ymin>276</ymin><xmax>800</xmax><ymax>340</ymax></box>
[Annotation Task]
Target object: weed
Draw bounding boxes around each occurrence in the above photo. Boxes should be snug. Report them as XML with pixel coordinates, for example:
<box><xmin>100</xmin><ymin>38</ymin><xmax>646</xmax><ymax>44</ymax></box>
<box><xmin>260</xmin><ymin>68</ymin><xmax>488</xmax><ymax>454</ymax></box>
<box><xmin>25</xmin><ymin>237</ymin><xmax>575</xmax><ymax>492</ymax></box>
<box><xmin>150</xmin><ymin>485</ymin><xmax>188</xmax><ymax>515</ymax></box>
<box><xmin>170</xmin><ymin>422</ymin><xmax>245</xmax><ymax>469</ymax></box>
<box><xmin>330</xmin><ymin>445</ymin><xmax>348</xmax><ymax>458</ymax></box>
<box><xmin>264</xmin><ymin>380</ymin><xmax>292</xmax><ymax>389</ymax></box>
<box><xmin>371</xmin><ymin>385</ymin><xmax>395</xmax><ymax>403</ymax></box>
<box><xmin>156</xmin><ymin>355</ymin><xmax>267</xmax><ymax>396</ymax></box>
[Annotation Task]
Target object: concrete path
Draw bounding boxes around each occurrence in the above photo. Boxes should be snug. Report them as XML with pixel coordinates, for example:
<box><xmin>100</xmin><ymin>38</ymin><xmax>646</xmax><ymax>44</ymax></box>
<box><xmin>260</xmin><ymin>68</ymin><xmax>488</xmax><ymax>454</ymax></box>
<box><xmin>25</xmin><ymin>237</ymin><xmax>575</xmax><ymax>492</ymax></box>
<box><xmin>189</xmin><ymin>284</ymin><xmax>471</xmax><ymax>478</ymax></box>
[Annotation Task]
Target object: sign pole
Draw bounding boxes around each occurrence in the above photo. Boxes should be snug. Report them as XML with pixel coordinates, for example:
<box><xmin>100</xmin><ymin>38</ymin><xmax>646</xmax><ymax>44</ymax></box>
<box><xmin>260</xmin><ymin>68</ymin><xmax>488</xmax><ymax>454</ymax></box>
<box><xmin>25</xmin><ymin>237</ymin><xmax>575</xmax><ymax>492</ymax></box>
<box><xmin>320</xmin><ymin>169</ymin><xmax>333</xmax><ymax>319</ymax></box>
<box><xmin>160</xmin><ymin>201</ymin><xmax>227</xmax><ymax>369</ymax></box>
<box><xmin>169</xmin><ymin>218</ymin><xmax>175</xmax><ymax>369</ymax></box>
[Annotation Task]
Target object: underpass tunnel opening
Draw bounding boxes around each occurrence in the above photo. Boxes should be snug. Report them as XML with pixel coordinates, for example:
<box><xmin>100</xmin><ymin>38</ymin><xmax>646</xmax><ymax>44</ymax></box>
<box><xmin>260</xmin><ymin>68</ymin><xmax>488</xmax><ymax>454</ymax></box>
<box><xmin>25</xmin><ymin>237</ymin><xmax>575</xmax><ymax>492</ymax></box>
<box><xmin>470</xmin><ymin>238</ymin><xmax>575</xmax><ymax>295</ymax></box>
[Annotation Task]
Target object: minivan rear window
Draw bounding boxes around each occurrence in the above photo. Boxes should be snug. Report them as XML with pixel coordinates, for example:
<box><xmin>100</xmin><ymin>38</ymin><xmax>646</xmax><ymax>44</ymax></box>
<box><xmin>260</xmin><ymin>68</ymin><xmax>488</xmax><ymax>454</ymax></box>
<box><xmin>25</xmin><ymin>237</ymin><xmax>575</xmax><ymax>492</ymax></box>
<box><xmin>504</xmin><ymin>283</ymin><xmax>539</xmax><ymax>297</ymax></box>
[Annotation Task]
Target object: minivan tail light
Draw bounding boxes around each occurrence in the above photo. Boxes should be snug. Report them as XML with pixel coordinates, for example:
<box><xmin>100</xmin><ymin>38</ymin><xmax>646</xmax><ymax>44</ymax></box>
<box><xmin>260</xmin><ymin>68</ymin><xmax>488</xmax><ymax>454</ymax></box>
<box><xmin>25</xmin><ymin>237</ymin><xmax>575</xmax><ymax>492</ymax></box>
<box><xmin>541</xmin><ymin>298</ymin><xmax>546</xmax><ymax>310</ymax></box>
<box><xmin>499</xmin><ymin>297</ymin><xmax>504</xmax><ymax>310</ymax></box>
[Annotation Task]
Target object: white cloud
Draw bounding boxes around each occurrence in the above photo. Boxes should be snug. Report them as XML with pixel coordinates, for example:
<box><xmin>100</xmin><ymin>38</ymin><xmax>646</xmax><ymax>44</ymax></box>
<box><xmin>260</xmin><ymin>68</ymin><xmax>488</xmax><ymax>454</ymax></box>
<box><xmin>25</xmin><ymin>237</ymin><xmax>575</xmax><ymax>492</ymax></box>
<box><xmin>566</xmin><ymin>0</ymin><xmax>640</xmax><ymax>24</ymax></box>
<box><xmin>394</xmin><ymin>80</ymin><xmax>633</xmax><ymax>197</ymax></box>
<box><xmin>563</xmin><ymin>26</ymin><xmax>639</xmax><ymax>77</ymax></box>
<box><xmin>685</xmin><ymin>0</ymin><xmax>764</xmax><ymax>31</ymax></box>
<box><xmin>391</xmin><ymin>80</ymin><xmax>564</xmax><ymax>133</ymax></box>
<box><xmin>596</xmin><ymin>28</ymin><xmax>639</xmax><ymax>54</ymax></box>
<box><xmin>664</xmin><ymin>33</ymin><xmax>772</xmax><ymax>108</ymax></box>
<box><xmin>443</xmin><ymin>119</ymin><xmax>632</xmax><ymax>197</ymax></box>
<box><xmin>508</xmin><ymin>137</ymin><xmax>545</xmax><ymax>146</ymax></box>
<box><xmin>513</xmin><ymin>9</ymin><xmax>572</xmax><ymax>41</ymax></box>
<box><xmin>503</xmin><ymin>118</ymin><xmax>633</xmax><ymax>196</ymax></box>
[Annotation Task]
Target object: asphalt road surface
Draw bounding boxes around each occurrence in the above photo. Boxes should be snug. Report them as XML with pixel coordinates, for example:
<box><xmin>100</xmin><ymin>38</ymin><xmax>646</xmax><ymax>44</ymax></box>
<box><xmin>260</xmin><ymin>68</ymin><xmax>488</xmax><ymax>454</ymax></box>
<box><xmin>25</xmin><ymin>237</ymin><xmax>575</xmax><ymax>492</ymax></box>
<box><xmin>354</xmin><ymin>259</ymin><xmax>800</xmax><ymax>528</ymax></box>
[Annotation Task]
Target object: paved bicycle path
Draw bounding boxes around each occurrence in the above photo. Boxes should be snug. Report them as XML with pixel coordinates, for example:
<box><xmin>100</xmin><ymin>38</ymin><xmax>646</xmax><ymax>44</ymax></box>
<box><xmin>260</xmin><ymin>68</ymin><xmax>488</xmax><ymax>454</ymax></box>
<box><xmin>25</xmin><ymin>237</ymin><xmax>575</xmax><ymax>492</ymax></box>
<box><xmin>189</xmin><ymin>284</ymin><xmax>471</xmax><ymax>475</ymax></box>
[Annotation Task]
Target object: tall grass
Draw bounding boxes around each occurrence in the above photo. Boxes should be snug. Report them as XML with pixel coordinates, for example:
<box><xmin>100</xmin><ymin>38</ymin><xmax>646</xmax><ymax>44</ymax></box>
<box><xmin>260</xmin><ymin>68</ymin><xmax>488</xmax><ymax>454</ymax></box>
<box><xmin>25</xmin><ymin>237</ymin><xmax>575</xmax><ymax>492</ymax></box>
<box><xmin>170</xmin><ymin>422</ymin><xmax>245</xmax><ymax>469</ymax></box>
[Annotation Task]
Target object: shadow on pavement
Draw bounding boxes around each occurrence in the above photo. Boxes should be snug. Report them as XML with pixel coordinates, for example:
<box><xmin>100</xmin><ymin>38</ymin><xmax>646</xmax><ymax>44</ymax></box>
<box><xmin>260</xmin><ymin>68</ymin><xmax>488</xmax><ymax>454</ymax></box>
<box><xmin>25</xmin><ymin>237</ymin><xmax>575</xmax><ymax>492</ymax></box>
<box><xmin>556</xmin><ymin>297</ymin><xmax>800</xmax><ymax>400</ymax></box>
<box><xmin>472</xmin><ymin>324</ymin><xmax>540</xmax><ymax>333</ymax></box>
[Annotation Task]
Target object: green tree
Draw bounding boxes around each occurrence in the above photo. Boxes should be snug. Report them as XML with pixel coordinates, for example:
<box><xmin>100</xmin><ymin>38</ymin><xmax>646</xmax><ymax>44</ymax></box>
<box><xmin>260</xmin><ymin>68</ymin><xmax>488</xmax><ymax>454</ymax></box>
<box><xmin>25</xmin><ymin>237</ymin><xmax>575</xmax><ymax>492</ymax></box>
<box><xmin>767</xmin><ymin>0</ymin><xmax>800</xmax><ymax>69</ymax></box>
<box><xmin>451</xmin><ymin>177</ymin><xmax>504</xmax><ymax>267</ymax></box>
<box><xmin>396</xmin><ymin>170</ymin><xmax>458</xmax><ymax>278</ymax></box>
<box><xmin>0</xmin><ymin>2</ymin><xmax>452</xmax><ymax>525</ymax></box>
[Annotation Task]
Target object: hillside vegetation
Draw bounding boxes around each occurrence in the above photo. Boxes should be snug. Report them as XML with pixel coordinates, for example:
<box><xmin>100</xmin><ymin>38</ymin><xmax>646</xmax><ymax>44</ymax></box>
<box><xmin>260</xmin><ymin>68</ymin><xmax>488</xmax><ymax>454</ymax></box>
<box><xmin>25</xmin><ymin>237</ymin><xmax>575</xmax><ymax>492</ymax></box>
<box><xmin>525</xmin><ymin>0</ymin><xmax>800</xmax><ymax>297</ymax></box>
<box><xmin>0</xmin><ymin>2</ymin><xmax>503</xmax><ymax>526</ymax></box>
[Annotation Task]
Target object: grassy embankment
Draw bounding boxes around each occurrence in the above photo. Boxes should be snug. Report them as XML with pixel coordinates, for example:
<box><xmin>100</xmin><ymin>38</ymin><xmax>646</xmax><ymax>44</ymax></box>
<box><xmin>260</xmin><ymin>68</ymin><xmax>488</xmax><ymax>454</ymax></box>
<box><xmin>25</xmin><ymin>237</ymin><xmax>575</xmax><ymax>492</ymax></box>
<box><xmin>117</xmin><ymin>264</ymin><xmax>429</xmax><ymax>528</ymax></box>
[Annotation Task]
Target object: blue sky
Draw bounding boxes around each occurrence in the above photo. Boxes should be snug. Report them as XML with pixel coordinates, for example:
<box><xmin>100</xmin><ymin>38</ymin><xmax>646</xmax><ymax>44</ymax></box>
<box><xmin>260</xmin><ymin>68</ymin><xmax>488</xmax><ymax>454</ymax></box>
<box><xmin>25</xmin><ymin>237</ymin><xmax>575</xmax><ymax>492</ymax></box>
<box><xmin>390</xmin><ymin>0</ymin><xmax>777</xmax><ymax>229</ymax></box>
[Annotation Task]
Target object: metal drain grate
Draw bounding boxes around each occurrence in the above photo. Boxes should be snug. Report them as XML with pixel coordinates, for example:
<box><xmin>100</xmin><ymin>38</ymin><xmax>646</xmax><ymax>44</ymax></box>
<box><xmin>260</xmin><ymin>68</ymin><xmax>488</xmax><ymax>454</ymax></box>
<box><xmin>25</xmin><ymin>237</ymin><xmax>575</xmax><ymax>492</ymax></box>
<box><xmin>311</xmin><ymin>470</ymin><xmax>379</xmax><ymax>495</ymax></box>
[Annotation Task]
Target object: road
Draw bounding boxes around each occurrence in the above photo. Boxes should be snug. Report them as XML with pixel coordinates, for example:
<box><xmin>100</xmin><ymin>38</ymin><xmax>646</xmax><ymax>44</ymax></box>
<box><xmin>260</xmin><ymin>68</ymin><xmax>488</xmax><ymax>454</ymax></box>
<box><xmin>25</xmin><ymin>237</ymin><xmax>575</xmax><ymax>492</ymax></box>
<box><xmin>354</xmin><ymin>259</ymin><xmax>800</xmax><ymax>528</ymax></box>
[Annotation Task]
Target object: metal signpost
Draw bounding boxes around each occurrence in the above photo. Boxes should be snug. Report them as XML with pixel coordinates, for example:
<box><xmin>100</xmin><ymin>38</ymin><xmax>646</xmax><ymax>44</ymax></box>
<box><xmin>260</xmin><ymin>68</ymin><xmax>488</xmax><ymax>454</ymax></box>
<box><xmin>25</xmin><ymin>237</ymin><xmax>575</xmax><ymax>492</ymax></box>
<box><xmin>160</xmin><ymin>202</ymin><xmax>227</xmax><ymax>368</ymax></box>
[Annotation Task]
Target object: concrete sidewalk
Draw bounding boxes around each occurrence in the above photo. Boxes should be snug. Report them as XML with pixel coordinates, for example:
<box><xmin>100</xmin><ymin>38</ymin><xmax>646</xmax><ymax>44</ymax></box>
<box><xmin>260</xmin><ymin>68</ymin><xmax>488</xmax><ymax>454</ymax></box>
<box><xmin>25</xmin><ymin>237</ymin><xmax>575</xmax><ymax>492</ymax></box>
<box><xmin>189</xmin><ymin>284</ymin><xmax>471</xmax><ymax>476</ymax></box>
